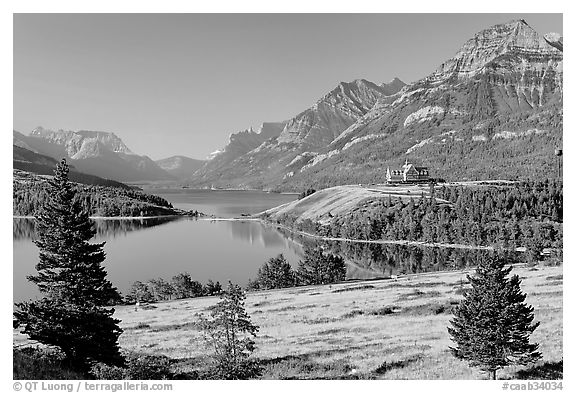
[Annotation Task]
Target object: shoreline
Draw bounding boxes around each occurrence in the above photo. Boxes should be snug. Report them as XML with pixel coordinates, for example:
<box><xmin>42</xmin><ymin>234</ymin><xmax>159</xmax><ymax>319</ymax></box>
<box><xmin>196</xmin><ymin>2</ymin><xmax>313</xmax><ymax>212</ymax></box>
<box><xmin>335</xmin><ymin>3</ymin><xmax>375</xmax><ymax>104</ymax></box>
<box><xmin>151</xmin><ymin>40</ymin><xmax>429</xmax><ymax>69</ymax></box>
<box><xmin>13</xmin><ymin>215</ymin><xmax>183</xmax><ymax>220</ymax></box>
<box><xmin>12</xmin><ymin>214</ymin><xmax>553</xmax><ymax>255</ymax></box>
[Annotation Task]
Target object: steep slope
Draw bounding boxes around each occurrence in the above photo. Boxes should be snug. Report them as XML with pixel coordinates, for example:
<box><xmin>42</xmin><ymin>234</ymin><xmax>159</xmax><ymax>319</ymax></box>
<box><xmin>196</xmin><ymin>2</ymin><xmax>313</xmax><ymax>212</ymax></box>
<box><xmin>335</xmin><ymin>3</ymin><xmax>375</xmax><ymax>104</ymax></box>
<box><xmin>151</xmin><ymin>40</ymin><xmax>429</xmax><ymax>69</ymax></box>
<box><xmin>13</xmin><ymin>145</ymin><xmax>132</xmax><ymax>189</ymax></box>
<box><xmin>13</xmin><ymin>144</ymin><xmax>58</xmax><ymax>167</ymax></box>
<box><xmin>279</xmin><ymin>19</ymin><xmax>563</xmax><ymax>190</ymax></box>
<box><xmin>190</xmin><ymin>79</ymin><xmax>405</xmax><ymax>189</ymax></box>
<box><xmin>192</xmin><ymin>121</ymin><xmax>287</xmax><ymax>185</ymax></box>
<box><xmin>155</xmin><ymin>155</ymin><xmax>205</xmax><ymax>179</ymax></box>
<box><xmin>18</xmin><ymin>127</ymin><xmax>174</xmax><ymax>182</ymax></box>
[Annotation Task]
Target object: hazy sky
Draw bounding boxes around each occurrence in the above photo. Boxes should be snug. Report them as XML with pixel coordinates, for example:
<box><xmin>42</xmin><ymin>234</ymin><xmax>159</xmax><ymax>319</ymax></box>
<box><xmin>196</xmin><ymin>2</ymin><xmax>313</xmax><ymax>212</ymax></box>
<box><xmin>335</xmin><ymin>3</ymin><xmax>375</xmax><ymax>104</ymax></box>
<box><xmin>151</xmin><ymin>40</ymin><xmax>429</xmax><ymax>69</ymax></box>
<box><xmin>13</xmin><ymin>13</ymin><xmax>562</xmax><ymax>160</ymax></box>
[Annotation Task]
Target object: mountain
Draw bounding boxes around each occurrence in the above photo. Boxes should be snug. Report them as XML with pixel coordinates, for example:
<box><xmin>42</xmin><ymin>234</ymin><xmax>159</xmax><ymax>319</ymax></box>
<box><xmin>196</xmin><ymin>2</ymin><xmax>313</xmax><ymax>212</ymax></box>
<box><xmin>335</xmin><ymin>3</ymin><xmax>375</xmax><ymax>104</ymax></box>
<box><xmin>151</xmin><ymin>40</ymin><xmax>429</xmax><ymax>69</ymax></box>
<box><xmin>15</xmin><ymin>128</ymin><xmax>175</xmax><ymax>182</ymax></box>
<box><xmin>192</xmin><ymin>121</ymin><xmax>287</xmax><ymax>185</ymax></box>
<box><xmin>190</xmin><ymin>19</ymin><xmax>562</xmax><ymax>190</ymax></box>
<box><xmin>13</xmin><ymin>144</ymin><xmax>132</xmax><ymax>189</ymax></box>
<box><xmin>190</xmin><ymin>79</ymin><xmax>405</xmax><ymax>189</ymax></box>
<box><xmin>155</xmin><ymin>155</ymin><xmax>205</xmax><ymax>179</ymax></box>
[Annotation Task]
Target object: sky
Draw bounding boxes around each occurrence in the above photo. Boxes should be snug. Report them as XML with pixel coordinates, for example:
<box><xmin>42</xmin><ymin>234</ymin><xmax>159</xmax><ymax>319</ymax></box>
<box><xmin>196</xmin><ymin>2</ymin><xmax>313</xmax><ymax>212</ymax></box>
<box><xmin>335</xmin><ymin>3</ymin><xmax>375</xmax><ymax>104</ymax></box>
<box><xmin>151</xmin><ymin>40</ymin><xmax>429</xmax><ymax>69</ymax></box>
<box><xmin>13</xmin><ymin>13</ymin><xmax>562</xmax><ymax>160</ymax></box>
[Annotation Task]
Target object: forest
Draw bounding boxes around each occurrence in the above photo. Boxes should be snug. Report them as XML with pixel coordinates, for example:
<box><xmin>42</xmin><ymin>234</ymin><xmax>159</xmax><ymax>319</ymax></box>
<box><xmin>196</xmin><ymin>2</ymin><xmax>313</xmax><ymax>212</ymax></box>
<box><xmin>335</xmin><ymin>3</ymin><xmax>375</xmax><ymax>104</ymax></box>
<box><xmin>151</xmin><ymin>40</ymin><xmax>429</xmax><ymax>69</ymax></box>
<box><xmin>270</xmin><ymin>180</ymin><xmax>562</xmax><ymax>263</ymax></box>
<box><xmin>13</xmin><ymin>172</ymin><xmax>178</xmax><ymax>217</ymax></box>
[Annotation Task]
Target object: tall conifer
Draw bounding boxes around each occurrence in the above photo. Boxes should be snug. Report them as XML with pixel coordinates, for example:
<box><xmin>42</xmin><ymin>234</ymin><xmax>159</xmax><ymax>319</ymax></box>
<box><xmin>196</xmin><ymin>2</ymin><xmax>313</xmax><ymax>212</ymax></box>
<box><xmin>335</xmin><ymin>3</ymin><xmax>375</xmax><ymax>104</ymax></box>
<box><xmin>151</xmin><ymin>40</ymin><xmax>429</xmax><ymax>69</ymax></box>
<box><xmin>448</xmin><ymin>255</ymin><xmax>541</xmax><ymax>379</ymax></box>
<box><xmin>14</xmin><ymin>159</ymin><xmax>124</xmax><ymax>368</ymax></box>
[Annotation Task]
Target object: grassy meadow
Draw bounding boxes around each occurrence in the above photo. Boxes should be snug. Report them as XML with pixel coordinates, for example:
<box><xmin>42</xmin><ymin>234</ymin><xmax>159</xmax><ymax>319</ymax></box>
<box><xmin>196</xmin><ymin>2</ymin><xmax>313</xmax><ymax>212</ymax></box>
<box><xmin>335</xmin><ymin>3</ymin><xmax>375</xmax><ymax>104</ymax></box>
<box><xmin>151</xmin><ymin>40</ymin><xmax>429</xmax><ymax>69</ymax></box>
<box><xmin>14</xmin><ymin>264</ymin><xmax>562</xmax><ymax>379</ymax></box>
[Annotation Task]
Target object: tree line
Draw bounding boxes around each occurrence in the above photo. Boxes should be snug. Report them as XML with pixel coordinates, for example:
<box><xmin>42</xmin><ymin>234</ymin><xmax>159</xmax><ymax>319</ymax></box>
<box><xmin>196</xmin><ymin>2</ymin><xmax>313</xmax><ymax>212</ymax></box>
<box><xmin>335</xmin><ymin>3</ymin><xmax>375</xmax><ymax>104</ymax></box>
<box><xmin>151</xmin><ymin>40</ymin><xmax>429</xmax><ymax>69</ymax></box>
<box><xmin>13</xmin><ymin>177</ymin><xmax>177</xmax><ymax>217</ymax></box>
<box><xmin>124</xmin><ymin>274</ymin><xmax>222</xmax><ymax>303</ymax></box>
<box><xmin>123</xmin><ymin>248</ymin><xmax>346</xmax><ymax>302</ymax></box>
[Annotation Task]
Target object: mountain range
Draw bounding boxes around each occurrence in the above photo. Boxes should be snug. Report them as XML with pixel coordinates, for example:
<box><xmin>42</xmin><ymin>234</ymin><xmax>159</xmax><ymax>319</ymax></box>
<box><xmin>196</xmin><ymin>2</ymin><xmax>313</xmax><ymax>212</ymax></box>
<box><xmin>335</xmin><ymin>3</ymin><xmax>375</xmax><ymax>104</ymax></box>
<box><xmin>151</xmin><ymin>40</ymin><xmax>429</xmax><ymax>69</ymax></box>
<box><xmin>13</xmin><ymin>19</ymin><xmax>562</xmax><ymax>191</ymax></box>
<box><xmin>186</xmin><ymin>19</ymin><xmax>563</xmax><ymax>190</ymax></box>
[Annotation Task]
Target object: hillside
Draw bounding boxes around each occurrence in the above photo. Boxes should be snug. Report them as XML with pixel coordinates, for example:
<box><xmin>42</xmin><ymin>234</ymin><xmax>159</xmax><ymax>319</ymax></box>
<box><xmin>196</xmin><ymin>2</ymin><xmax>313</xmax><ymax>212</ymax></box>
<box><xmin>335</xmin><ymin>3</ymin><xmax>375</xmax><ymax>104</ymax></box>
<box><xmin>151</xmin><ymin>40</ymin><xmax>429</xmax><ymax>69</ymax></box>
<box><xmin>13</xmin><ymin>145</ymin><xmax>133</xmax><ymax>189</ymax></box>
<box><xmin>13</xmin><ymin>170</ymin><xmax>179</xmax><ymax>217</ymax></box>
<box><xmin>15</xmin><ymin>265</ymin><xmax>561</xmax><ymax>379</ymax></box>
<box><xmin>259</xmin><ymin>184</ymin><xmax>449</xmax><ymax>226</ymax></box>
<box><xmin>188</xmin><ymin>19</ymin><xmax>562</xmax><ymax>191</ymax></box>
<box><xmin>193</xmin><ymin>122</ymin><xmax>287</xmax><ymax>185</ymax></box>
<box><xmin>155</xmin><ymin>155</ymin><xmax>205</xmax><ymax>179</ymax></box>
<box><xmin>190</xmin><ymin>79</ymin><xmax>405</xmax><ymax>189</ymax></box>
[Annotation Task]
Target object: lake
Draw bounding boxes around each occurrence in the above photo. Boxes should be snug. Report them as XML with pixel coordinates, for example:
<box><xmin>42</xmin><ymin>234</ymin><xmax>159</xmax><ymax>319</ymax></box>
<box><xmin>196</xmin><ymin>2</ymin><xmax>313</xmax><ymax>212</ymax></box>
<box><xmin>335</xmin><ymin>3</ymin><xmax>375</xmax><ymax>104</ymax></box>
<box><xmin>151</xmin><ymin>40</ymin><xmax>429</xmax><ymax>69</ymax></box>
<box><xmin>13</xmin><ymin>189</ymin><xmax>504</xmax><ymax>302</ymax></box>
<box><xmin>13</xmin><ymin>189</ymin><xmax>301</xmax><ymax>302</ymax></box>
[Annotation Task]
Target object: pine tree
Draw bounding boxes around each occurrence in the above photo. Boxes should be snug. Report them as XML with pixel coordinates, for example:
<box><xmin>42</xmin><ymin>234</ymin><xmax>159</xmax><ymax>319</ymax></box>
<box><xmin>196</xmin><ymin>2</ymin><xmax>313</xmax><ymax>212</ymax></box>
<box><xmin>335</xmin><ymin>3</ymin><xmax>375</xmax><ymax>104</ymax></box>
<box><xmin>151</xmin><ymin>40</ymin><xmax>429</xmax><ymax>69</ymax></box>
<box><xmin>296</xmin><ymin>246</ymin><xmax>346</xmax><ymax>286</ymax></box>
<box><xmin>14</xmin><ymin>159</ymin><xmax>124</xmax><ymax>368</ymax></box>
<box><xmin>448</xmin><ymin>254</ymin><xmax>541</xmax><ymax>379</ymax></box>
<box><xmin>254</xmin><ymin>254</ymin><xmax>296</xmax><ymax>290</ymax></box>
<box><xmin>198</xmin><ymin>282</ymin><xmax>260</xmax><ymax>379</ymax></box>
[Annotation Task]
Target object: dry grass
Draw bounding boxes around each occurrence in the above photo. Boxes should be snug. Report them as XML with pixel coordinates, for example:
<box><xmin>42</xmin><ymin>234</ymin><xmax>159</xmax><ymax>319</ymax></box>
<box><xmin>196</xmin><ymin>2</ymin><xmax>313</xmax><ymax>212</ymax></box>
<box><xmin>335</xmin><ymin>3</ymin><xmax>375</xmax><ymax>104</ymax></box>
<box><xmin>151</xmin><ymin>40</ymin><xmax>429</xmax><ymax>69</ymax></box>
<box><xmin>259</xmin><ymin>184</ymin><xmax>451</xmax><ymax>225</ymax></box>
<box><xmin>13</xmin><ymin>265</ymin><xmax>562</xmax><ymax>380</ymax></box>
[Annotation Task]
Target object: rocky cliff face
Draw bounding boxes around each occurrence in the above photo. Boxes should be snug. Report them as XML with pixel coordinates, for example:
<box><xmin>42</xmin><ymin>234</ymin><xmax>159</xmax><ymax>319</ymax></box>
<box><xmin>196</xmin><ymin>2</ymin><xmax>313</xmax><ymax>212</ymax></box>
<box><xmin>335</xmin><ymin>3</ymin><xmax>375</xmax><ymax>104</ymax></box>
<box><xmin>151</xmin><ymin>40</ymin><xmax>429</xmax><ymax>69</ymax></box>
<box><xmin>190</xmin><ymin>78</ymin><xmax>404</xmax><ymax>188</ymax></box>
<box><xmin>430</xmin><ymin>20</ymin><xmax>560</xmax><ymax>81</ymax></box>
<box><xmin>30</xmin><ymin>127</ymin><xmax>133</xmax><ymax>159</ymax></box>
<box><xmin>21</xmin><ymin>127</ymin><xmax>173</xmax><ymax>182</ymax></box>
<box><xmin>276</xmin><ymin>79</ymin><xmax>402</xmax><ymax>147</ymax></box>
<box><xmin>192</xmin><ymin>121</ymin><xmax>287</xmax><ymax>184</ymax></box>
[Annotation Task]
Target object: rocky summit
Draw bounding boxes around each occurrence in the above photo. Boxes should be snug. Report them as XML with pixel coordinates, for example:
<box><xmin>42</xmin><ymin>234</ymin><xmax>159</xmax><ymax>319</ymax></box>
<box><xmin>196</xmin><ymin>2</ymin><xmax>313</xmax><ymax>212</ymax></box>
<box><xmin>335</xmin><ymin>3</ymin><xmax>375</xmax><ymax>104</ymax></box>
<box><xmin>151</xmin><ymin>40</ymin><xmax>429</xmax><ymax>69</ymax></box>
<box><xmin>17</xmin><ymin>128</ymin><xmax>174</xmax><ymax>182</ymax></box>
<box><xmin>190</xmin><ymin>78</ymin><xmax>405</xmax><ymax>188</ymax></box>
<box><xmin>188</xmin><ymin>19</ymin><xmax>562</xmax><ymax>191</ymax></box>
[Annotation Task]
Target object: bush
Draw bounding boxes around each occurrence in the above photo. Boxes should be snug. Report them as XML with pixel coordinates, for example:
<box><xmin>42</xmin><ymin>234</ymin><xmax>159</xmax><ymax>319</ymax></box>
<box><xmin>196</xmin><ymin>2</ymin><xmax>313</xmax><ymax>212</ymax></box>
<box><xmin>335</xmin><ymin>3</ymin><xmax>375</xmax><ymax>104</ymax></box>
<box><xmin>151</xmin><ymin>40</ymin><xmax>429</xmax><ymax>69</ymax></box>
<box><xmin>90</xmin><ymin>352</ymin><xmax>174</xmax><ymax>380</ymax></box>
<box><xmin>13</xmin><ymin>347</ymin><xmax>88</xmax><ymax>380</ymax></box>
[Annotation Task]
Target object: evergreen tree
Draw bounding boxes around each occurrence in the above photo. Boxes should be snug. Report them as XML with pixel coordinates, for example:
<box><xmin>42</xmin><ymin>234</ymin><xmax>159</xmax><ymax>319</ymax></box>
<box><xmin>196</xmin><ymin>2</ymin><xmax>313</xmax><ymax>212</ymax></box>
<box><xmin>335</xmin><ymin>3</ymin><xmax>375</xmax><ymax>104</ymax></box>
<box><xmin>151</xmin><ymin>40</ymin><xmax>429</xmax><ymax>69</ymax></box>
<box><xmin>205</xmin><ymin>280</ymin><xmax>222</xmax><ymax>296</ymax></box>
<box><xmin>448</xmin><ymin>254</ymin><xmax>541</xmax><ymax>380</ymax></box>
<box><xmin>253</xmin><ymin>254</ymin><xmax>296</xmax><ymax>290</ymax></box>
<box><xmin>296</xmin><ymin>246</ymin><xmax>346</xmax><ymax>286</ymax></box>
<box><xmin>125</xmin><ymin>281</ymin><xmax>154</xmax><ymax>303</ymax></box>
<box><xmin>171</xmin><ymin>272</ymin><xmax>196</xmax><ymax>299</ymax></box>
<box><xmin>198</xmin><ymin>282</ymin><xmax>261</xmax><ymax>379</ymax></box>
<box><xmin>14</xmin><ymin>159</ymin><xmax>124</xmax><ymax>368</ymax></box>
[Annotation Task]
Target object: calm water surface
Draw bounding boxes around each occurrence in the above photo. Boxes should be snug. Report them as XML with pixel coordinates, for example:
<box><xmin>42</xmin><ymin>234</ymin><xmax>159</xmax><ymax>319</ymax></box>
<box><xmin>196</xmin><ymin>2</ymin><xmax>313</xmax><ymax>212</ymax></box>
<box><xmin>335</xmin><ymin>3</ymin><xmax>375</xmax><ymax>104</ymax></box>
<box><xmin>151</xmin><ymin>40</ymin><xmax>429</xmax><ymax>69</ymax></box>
<box><xmin>13</xmin><ymin>190</ymin><xmax>300</xmax><ymax>302</ymax></box>
<box><xmin>146</xmin><ymin>188</ymin><xmax>298</xmax><ymax>218</ymax></box>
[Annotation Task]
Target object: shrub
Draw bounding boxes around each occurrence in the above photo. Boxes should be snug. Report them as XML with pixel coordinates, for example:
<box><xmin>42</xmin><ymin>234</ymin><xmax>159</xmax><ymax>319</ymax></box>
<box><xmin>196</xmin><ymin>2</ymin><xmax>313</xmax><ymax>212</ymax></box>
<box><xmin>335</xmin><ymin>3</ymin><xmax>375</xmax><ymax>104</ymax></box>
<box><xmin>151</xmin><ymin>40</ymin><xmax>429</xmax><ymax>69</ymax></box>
<box><xmin>14</xmin><ymin>347</ymin><xmax>88</xmax><ymax>380</ymax></box>
<box><xmin>90</xmin><ymin>353</ymin><xmax>173</xmax><ymax>380</ymax></box>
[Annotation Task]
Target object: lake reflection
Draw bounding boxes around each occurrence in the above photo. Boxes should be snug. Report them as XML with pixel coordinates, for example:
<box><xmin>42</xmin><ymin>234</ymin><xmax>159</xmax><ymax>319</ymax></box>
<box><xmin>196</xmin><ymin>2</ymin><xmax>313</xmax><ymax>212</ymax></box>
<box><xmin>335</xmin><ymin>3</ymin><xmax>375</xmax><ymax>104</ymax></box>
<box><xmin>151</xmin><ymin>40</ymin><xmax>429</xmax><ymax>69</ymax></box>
<box><xmin>13</xmin><ymin>217</ymin><xmax>304</xmax><ymax>302</ymax></box>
